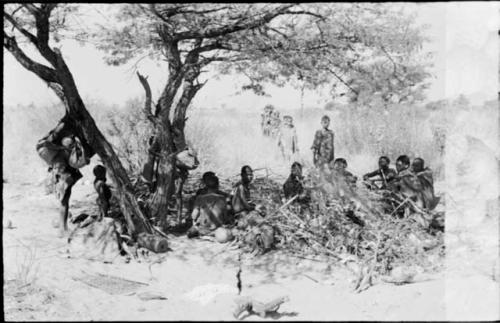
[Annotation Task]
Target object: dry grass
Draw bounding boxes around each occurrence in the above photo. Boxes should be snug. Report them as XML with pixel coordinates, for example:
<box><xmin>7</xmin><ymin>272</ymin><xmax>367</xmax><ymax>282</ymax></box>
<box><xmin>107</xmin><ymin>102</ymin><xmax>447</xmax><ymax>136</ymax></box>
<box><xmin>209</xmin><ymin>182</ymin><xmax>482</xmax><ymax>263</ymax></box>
<box><xmin>12</xmin><ymin>244</ymin><xmax>41</xmax><ymax>287</ymax></box>
<box><xmin>3</xmin><ymin>95</ymin><xmax>458</xmax><ymax>184</ymax></box>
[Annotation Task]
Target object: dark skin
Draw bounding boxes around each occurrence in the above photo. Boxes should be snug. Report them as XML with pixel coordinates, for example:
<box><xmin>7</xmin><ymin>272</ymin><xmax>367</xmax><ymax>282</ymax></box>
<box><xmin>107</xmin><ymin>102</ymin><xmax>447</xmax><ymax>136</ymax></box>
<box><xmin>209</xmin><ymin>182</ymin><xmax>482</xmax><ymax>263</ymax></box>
<box><xmin>396</xmin><ymin>160</ymin><xmax>410</xmax><ymax>173</ymax></box>
<box><xmin>363</xmin><ymin>158</ymin><xmax>390</xmax><ymax>180</ymax></box>
<box><xmin>283</xmin><ymin>163</ymin><xmax>307</xmax><ymax>201</ymax></box>
<box><xmin>312</xmin><ymin>118</ymin><xmax>330</xmax><ymax>163</ymax></box>
<box><xmin>189</xmin><ymin>177</ymin><xmax>230</xmax><ymax>236</ymax></box>
<box><xmin>232</xmin><ymin>168</ymin><xmax>256</xmax><ymax>214</ymax></box>
<box><xmin>411</xmin><ymin>158</ymin><xmax>425</xmax><ymax>173</ymax></box>
<box><xmin>52</xmin><ymin>136</ymin><xmax>83</xmax><ymax>237</ymax></box>
<box><xmin>363</xmin><ymin>158</ymin><xmax>396</xmax><ymax>190</ymax></box>
<box><xmin>94</xmin><ymin>174</ymin><xmax>111</xmax><ymax>221</ymax></box>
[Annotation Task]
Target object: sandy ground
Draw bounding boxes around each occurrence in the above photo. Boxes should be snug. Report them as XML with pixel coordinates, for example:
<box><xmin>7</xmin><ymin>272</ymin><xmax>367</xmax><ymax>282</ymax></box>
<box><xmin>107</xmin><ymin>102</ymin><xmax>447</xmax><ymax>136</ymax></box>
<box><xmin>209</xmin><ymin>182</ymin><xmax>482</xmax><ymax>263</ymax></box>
<box><xmin>2</xmin><ymin>180</ymin><xmax>497</xmax><ymax>321</ymax></box>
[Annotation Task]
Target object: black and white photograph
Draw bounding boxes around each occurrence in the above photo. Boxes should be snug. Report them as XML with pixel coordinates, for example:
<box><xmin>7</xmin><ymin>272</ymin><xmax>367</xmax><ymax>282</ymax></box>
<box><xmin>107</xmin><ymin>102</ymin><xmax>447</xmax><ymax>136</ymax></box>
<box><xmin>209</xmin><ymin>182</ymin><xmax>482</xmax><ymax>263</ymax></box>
<box><xmin>3</xmin><ymin>2</ymin><xmax>499</xmax><ymax>321</ymax></box>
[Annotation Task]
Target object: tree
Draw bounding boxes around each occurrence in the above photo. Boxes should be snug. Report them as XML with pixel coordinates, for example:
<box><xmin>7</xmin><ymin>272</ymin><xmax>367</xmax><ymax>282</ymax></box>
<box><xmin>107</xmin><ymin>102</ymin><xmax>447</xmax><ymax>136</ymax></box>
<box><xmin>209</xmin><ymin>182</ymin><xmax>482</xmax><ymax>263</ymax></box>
<box><xmin>94</xmin><ymin>3</ymin><xmax>431</xmax><ymax>225</ymax></box>
<box><xmin>3</xmin><ymin>4</ymin><xmax>152</xmax><ymax>237</ymax></box>
<box><xmin>227</xmin><ymin>3</ymin><xmax>432</xmax><ymax>105</ymax></box>
<box><xmin>94</xmin><ymin>4</ymin><xmax>327</xmax><ymax>223</ymax></box>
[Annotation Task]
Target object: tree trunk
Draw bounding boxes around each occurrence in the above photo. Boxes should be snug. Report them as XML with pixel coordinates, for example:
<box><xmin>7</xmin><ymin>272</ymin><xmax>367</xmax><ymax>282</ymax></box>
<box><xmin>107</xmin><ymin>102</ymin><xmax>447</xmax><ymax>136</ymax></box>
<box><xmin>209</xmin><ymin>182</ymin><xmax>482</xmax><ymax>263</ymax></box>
<box><xmin>300</xmin><ymin>82</ymin><xmax>305</xmax><ymax>118</ymax></box>
<box><xmin>148</xmin><ymin>77</ymin><xmax>204</xmax><ymax>228</ymax></box>
<box><xmin>4</xmin><ymin>33</ymin><xmax>151</xmax><ymax>238</ymax></box>
<box><xmin>148</xmin><ymin>123</ymin><xmax>177</xmax><ymax>229</ymax></box>
<box><xmin>62</xmin><ymin>89</ymin><xmax>153</xmax><ymax>237</ymax></box>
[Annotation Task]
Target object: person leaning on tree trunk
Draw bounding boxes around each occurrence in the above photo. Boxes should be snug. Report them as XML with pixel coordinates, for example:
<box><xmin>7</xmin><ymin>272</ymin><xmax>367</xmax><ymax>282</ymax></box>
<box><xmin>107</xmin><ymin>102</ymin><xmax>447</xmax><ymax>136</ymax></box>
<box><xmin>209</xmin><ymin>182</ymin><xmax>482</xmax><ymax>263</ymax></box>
<box><xmin>311</xmin><ymin>115</ymin><xmax>335</xmax><ymax>170</ymax></box>
<box><xmin>36</xmin><ymin>115</ymin><xmax>93</xmax><ymax>237</ymax></box>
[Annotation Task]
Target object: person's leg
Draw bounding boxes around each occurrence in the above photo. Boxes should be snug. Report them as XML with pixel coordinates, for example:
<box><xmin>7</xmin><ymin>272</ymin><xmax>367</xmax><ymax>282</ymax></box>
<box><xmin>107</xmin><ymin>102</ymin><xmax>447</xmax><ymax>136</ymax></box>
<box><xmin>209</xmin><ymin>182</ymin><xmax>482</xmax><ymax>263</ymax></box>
<box><xmin>58</xmin><ymin>174</ymin><xmax>76</xmax><ymax>237</ymax></box>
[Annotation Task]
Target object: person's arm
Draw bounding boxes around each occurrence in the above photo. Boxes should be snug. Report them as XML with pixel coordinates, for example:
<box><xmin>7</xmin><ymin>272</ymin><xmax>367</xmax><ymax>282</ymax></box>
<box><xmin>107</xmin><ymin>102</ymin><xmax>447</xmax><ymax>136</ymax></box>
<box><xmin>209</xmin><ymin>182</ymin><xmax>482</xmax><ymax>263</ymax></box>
<box><xmin>385</xmin><ymin>169</ymin><xmax>397</xmax><ymax>182</ymax></box>
<box><xmin>238</xmin><ymin>185</ymin><xmax>255</xmax><ymax>211</ymax></box>
<box><xmin>363</xmin><ymin>169</ymin><xmax>379</xmax><ymax>180</ymax></box>
<box><xmin>191</xmin><ymin>199</ymin><xmax>201</xmax><ymax>224</ymax></box>
<box><xmin>311</xmin><ymin>130</ymin><xmax>320</xmax><ymax>151</ymax></box>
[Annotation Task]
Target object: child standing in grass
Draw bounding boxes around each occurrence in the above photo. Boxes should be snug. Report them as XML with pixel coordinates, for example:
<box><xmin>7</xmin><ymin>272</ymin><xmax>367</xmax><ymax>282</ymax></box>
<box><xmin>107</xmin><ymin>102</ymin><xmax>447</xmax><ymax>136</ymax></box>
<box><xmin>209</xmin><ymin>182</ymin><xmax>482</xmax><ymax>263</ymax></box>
<box><xmin>277</xmin><ymin>115</ymin><xmax>299</xmax><ymax>162</ymax></box>
<box><xmin>311</xmin><ymin>115</ymin><xmax>335</xmax><ymax>169</ymax></box>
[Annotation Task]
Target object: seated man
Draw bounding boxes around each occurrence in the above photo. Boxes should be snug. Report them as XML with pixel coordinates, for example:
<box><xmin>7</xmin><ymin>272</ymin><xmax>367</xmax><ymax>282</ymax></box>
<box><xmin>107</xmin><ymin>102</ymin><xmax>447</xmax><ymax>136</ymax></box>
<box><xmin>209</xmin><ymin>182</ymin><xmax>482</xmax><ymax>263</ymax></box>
<box><xmin>391</xmin><ymin>155</ymin><xmax>425</xmax><ymax>214</ymax></box>
<box><xmin>330</xmin><ymin>158</ymin><xmax>357</xmax><ymax>187</ymax></box>
<box><xmin>363</xmin><ymin>156</ymin><xmax>397</xmax><ymax>190</ymax></box>
<box><xmin>283</xmin><ymin>162</ymin><xmax>309</xmax><ymax>204</ymax></box>
<box><xmin>188</xmin><ymin>175</ymin><xmax>230</xmax><ymax>238</ymax></box>
<box><xmin>325</xmin><ymin>158</ymin><xmax>358</xmax><ymax>200</ymax></box>
<box><xmin>232</xmin><ymin>165</ymin><xmax>265</xmax><ymax>228</ymax></box>
<box><xmin>412</xmin><ymin>157</ymin><xmax>440</xmax><ymax>210</ymax></box>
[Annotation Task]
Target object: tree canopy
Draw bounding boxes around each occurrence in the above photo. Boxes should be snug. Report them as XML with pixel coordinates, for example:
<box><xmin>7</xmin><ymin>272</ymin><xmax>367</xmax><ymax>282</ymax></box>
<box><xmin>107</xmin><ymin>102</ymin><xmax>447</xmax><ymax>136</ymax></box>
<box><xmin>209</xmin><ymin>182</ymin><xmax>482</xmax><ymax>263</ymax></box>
<box><xmin>94</xmin><ymin>3</ymin><xmax>432</xmax><ymax>105</ymax></box>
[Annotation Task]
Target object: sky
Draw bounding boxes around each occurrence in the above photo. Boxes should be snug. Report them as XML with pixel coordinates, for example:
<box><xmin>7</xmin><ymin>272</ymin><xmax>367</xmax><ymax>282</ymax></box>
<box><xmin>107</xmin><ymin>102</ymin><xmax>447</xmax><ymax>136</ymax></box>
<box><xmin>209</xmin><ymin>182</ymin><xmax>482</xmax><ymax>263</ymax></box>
<box><xmin>3</xmin><ymin>2</ymin><xmax>499</xmax><ymax>110</ymax></box>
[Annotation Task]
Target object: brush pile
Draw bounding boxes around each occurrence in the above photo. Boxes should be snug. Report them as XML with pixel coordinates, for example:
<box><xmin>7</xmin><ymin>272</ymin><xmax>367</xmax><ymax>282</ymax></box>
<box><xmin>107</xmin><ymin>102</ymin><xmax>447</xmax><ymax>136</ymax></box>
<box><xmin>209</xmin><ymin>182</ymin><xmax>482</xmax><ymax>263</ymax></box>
<box><xmin>128</xmin><ymin>168</ymin><xmax>444</xmax><ymax>284</ymax></box>
<box><xmin>225</xmin><ymin>169</ymin><xmax>445</xmax><ymax>280</ymax></box>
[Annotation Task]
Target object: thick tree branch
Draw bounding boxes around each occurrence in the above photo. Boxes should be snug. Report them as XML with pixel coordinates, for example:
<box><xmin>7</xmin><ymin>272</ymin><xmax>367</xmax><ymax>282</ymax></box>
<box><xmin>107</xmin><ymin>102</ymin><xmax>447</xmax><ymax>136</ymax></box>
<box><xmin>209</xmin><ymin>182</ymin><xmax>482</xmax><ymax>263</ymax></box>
<box><xmin>156</xmin><ymin>71</ymin><xmax>185</xmax><ymax>119</ymax></box>
<box><xmin>283</xmin><ymin>10</ymin><xmax>325</xmax><ymax>20</ymax></box>
<box><xmin>136</xmin><ymin>71</ymin><xmax>157</xmax><ymax>124</ymax></box>
<box><xmin>158</xmin><ymin>25</ymin><xmax>182</xmax><ymax>74</ymax></box>
<box><xmin>3</xmin><ymin>12</ymin><xmax>38</xmax><ymax>45</ymax></box>
<box><xmin>27</xmin><ymin>4</ymin><xmax>59</xmax><ymax>66</ymax></box>
<box><xmin>22</xmin><ymin>4</ymin><xmax>41</xmax><ymax>15</ymax></box>
<box><xmin>177</xmin><ymin>6</ymin><xmax>230</xmax><ymax>16</ymax></box>
<box><xmin>173</xmin><ymin>4</ymin><xmax>295</xmax><ymax>40</ymax></box>
<box><xmin>3</xmin><ymin>35</ymin><xmax>59</xmax><ymax>83</ymax></box>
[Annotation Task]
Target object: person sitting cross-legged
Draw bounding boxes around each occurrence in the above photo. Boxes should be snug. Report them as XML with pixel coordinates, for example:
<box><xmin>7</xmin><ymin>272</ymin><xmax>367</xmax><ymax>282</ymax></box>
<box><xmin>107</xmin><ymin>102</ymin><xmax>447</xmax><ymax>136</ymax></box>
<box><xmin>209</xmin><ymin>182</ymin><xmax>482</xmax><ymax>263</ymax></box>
<box><xmin>187</xmin><ymin>174</ymin><xmax>231</xmax><ymax>238</ymax></box>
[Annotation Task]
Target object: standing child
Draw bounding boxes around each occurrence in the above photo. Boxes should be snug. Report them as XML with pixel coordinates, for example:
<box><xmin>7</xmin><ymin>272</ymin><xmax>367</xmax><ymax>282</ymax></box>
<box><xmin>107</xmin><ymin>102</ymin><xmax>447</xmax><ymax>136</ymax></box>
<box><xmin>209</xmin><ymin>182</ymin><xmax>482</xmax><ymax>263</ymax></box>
<box><xmin>311</xmin><ymin>115</ymin><xmax>335</xmax><ymax>169</ymax></box>
<box><xmin>277</xmin><ymin>115</ymin><xmax>299</xmax><ymax>161</ymax></box>
<box><xmin>93</xmin><ymin>165</ymin><xmax>112</xmax><ymax>221</ymax></box>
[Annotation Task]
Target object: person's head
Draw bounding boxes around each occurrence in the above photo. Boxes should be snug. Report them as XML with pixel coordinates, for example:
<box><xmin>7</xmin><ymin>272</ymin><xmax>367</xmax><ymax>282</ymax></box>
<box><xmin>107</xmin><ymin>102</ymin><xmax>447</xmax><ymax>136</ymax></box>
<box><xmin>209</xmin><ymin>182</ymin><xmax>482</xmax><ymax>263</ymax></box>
<box><xmin>321</xmin><ymin>115</ymin><xmax>330</xmax><ymax>129</ymax></box>
<box><xmin>396</xmin><ymin>155</ymin><xmax>411</xmax><ymax>172</ymax></box>
<box><xmin>291</xmin><ymin>162</ymin><xmax>302</xmax><ymax>177</ymax></box>
<box><xmin>201</xmin><ymin>171</ymin><xmax>216</xmax><ymax>186</ymax></box>
<box><xmin>378</xmin><ymin>156</ymin><xmax>390</xmax><ymax>170</ymax></box>
<box><xmin>61</xmin><ymin>136</ymin><xmax>74</xmax><ymax>148</ymax></box>
<box><xmin>93</xmin><ymin>165</ymin><xmax>107</xmax><ymax>180</ymax></box>
<box><xmin>283</xmin><ymin>115</ymin><xmax>293</xmax><ymax>126</ymax></box>
<box><xmin>205</xmin><ymin>174</ymin><xmax>219</xmax><ymax>190</ymax></box>
<box><xmin>264</xmin><ymin>104</ymin><xmax>274</xmax><ymax>113</ymax></box>
<box><xmin>412</xmin><ymin>157</ymin><xmax>425</xmax><ymax>173</ymax></box>
<box><xmin>241</xmin><ymin>165</ymin><xmax>254</xmax><ymax>183</ymax></box>
<box><xmin>333</xmin><ymin>158</ymin><xmax>347</xmax><ymax>171</ymax></box>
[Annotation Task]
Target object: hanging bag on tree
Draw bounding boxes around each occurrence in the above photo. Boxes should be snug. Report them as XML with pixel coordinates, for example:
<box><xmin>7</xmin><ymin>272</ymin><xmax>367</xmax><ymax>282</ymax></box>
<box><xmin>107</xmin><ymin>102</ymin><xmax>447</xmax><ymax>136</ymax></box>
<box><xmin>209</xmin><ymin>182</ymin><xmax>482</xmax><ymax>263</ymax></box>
<box><xmin>68</xmin><ymin>136</ymin><xmax>90</xmax><ymax>169</ymax></box>
<box><xmin>36</xmin><ymin>138</ymin><xmax>63</xmax><ymax>166</ymax></box>
<box><xmin>36</xmin><ymin>116</ymin><xmax>74</xmax><ymax>166</ymax></box>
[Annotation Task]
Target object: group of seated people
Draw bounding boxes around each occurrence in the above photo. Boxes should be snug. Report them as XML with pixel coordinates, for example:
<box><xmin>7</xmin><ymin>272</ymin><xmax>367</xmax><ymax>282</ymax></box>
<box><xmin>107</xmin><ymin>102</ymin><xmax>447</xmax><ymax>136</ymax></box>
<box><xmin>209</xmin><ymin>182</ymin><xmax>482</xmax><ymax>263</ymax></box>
<box><xmin>187</xmin><ymin>166</ymin><xmax>267</xmax><ymax>238</ymax></box>
<box><xmin>185</xmin><ymin>154</ymin><xmax>439</xmax><ymax>238</ymax></box>
<box><xmin>362</xmin><ymin>155</ymin><xmax>440</xmax><ymax>211</ymax></box>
